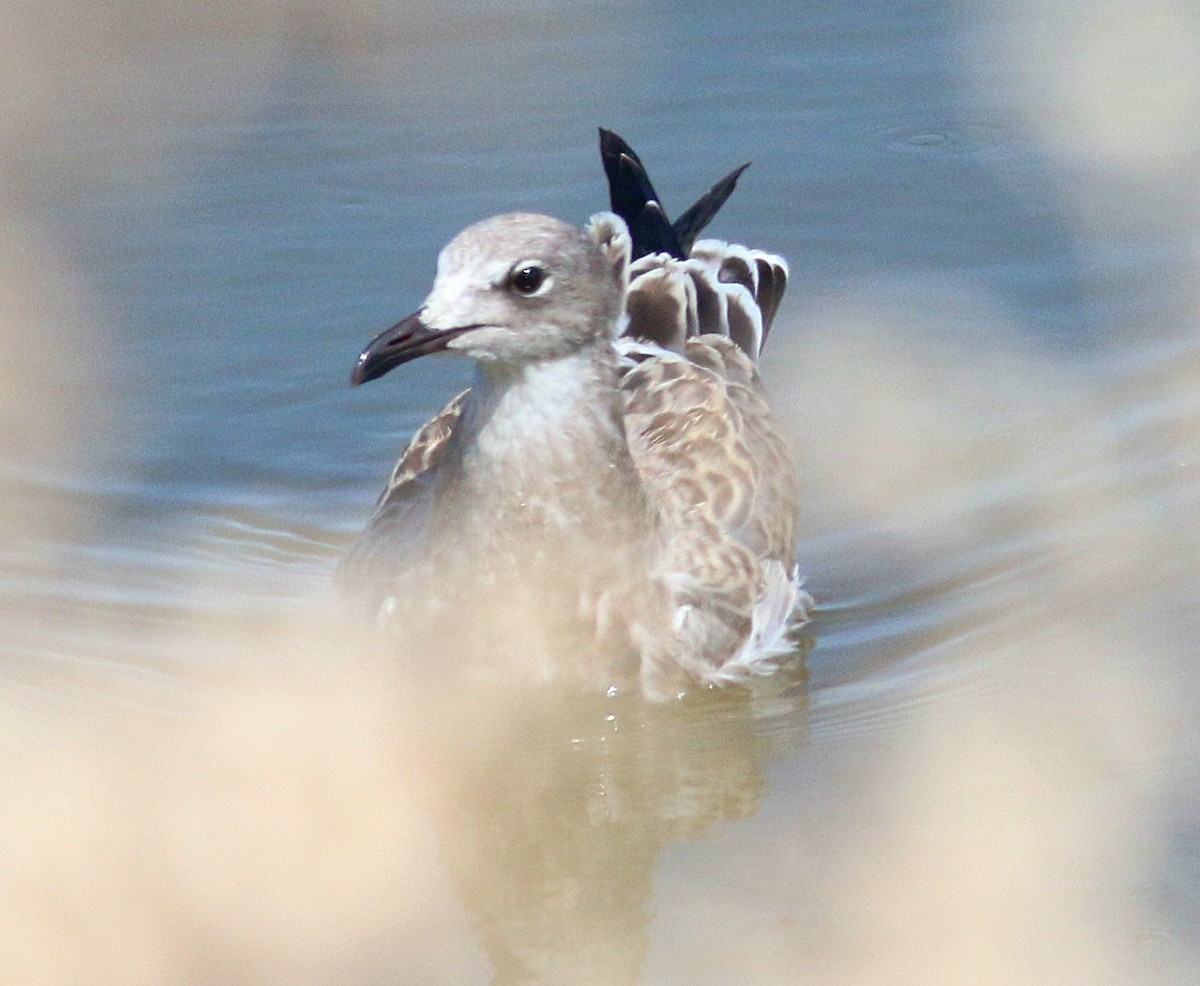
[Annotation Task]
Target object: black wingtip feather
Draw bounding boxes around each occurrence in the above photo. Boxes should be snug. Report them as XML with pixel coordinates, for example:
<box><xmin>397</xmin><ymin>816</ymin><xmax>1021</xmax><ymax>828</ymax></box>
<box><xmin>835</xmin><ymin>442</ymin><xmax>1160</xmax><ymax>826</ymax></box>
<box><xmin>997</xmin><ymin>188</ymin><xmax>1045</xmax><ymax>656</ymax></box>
<box><xmin>672</xmin><ymin>161</ymin><xmax>751</xmax><ymax>255</ymax></box>
<box><xmin>598</xmin><ymin>127</ymin><xmax>644</xmax><ymax>171</ymax></box>
<box><xmin>597</xmin><ymin>128</ymin><xmax>750</xmax><ymax>260</ymax></box>
<box><xmin>598</xmin><ymin>128</ymin><xmax>685</xmax><ymax>260</ymax></box>
<box><xmin>599</xmin><ymin>128</ymin><xmax>655</xmax><ymax>218</ymax></box>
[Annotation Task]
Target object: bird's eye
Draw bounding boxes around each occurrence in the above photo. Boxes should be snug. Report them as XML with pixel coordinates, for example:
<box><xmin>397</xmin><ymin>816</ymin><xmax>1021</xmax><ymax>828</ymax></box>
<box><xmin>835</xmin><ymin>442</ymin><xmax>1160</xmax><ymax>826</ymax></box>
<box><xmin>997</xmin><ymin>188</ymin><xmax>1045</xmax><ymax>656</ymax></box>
<box><xmin>508</xmin><ymin>264</ymin><xmax>548</xmax><ymax>296</ymax></box>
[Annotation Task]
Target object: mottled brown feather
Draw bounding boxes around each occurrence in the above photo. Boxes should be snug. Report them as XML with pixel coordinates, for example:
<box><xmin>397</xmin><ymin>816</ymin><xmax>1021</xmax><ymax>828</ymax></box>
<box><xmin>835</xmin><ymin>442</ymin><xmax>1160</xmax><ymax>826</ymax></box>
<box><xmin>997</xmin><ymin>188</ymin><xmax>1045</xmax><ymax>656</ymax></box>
<box><xmin>618</xmin><ymin>334</ymin><xmax>799</xmax><ymax>672</ymax></box>
<box><xmin>378</xmin><ymin>389</ymin><xmax>469</xmax><ymax>504</ymax></box>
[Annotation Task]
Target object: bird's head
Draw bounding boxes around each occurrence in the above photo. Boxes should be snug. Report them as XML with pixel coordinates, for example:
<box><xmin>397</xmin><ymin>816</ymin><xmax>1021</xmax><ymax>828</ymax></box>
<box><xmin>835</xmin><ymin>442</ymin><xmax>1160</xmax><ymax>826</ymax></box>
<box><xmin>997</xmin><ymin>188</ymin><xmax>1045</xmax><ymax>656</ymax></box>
<box><xmin>351</xmin><ymin>212</ymin><xmax>631</xmax><ymax>385</ymax></box>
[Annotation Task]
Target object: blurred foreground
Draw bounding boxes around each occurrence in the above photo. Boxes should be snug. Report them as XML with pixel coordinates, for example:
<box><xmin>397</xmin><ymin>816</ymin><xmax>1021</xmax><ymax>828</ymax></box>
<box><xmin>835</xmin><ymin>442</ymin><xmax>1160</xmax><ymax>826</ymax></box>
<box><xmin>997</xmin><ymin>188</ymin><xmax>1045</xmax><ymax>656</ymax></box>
<box><xmin>3</xmin><ymin>246</ymin><xmax>1197</xmax><ymax>983</ymax></box>
<box><xmin>3</xmin><ymin>0</ymin><xmax>1200</xmax><ymax>983</ymax></box>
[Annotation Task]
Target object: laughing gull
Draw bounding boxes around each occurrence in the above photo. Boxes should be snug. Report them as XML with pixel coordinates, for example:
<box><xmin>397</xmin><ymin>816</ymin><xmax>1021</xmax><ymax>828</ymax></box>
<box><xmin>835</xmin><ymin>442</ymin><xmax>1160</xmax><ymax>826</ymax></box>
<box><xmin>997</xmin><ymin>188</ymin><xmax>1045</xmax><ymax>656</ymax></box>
<box><xmin>339</xmin><ymin>130</ymin><xmax>809</xmax><ymax>700</ymax></box>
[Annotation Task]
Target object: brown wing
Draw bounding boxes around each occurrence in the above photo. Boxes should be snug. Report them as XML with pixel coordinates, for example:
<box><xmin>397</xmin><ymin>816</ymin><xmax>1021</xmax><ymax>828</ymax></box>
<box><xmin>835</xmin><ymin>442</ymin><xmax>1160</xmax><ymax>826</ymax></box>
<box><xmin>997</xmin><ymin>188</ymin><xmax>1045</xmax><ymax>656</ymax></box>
<box><xmin>376</xmin><ymin>389</ymin><xmax>468</xmax><ymax>503</ymax></box>
<box><xmin>337</xmin><ymin>389</ymin><xmax>468</xmax><ymax>598</ymax></box>
<box><xmin>618</xmin><ymin>335</ymin><xmax>799</xmax><ymax>672</ymax></box>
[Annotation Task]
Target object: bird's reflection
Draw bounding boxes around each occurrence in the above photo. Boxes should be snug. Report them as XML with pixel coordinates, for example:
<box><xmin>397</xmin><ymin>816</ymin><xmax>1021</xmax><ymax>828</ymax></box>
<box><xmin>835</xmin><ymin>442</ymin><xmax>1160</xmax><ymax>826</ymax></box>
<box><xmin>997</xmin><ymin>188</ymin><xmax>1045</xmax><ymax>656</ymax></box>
<box><xmin>413</xmin><ymin>649</ymin><xmax>811</xmax><ymax>984</ymax></box>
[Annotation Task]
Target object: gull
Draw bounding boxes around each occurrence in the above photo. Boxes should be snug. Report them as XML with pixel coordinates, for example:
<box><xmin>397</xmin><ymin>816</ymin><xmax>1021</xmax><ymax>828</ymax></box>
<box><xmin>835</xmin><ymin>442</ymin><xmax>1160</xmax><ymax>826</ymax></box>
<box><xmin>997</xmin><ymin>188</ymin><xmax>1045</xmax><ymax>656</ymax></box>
<box><xmin>339</xmin><ymin>130</ymin><xmax>809</xmax><ymax>700</ymax></box>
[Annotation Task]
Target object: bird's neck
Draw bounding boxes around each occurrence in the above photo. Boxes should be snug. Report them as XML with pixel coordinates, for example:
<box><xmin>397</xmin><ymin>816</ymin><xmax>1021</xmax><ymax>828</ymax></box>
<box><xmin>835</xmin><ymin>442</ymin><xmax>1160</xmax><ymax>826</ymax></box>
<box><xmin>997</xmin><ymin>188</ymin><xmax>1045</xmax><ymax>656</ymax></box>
<box><xmin>458</xmin><ymin>344</ymin><xmax>624</xmax><ymax>466</ymax></box>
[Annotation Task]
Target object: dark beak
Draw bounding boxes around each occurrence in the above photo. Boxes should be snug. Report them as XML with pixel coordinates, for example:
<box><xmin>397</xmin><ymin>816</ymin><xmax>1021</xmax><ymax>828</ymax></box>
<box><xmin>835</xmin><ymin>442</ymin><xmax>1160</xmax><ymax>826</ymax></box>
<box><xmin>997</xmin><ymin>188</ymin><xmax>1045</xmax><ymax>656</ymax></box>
<box><xmin>350</xmin><ymin>311</ymin><xmax>479</xmax><ymax>386</ymax></box>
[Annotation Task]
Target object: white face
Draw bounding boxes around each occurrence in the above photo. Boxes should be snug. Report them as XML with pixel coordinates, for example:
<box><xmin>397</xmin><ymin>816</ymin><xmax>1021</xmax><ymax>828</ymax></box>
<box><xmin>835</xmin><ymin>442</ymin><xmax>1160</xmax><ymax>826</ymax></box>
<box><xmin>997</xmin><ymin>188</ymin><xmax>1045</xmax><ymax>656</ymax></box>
<box><xmin>418</xmin><ymin>213</ymin><xmax>623</xmax><ymax>364</ymax></box>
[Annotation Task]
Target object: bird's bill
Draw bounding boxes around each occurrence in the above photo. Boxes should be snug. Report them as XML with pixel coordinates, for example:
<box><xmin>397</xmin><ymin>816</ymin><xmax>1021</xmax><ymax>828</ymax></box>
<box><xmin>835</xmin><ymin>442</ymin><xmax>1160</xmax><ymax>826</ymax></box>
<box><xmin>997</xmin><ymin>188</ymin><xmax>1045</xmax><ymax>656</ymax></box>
<box><xmin>350</xmin><ymin>311</ymin><xmax>479</xmax><ymax>386</ymax></box>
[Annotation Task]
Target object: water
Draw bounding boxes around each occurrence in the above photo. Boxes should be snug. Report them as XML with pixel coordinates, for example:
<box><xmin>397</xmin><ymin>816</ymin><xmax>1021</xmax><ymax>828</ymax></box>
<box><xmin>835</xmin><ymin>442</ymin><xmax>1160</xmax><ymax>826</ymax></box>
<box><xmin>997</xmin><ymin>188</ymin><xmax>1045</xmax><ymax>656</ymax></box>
<box><xmin>3</xmin><ymin>1</ymin><xmax>1199</xmax><ymax>982</ymax></box>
